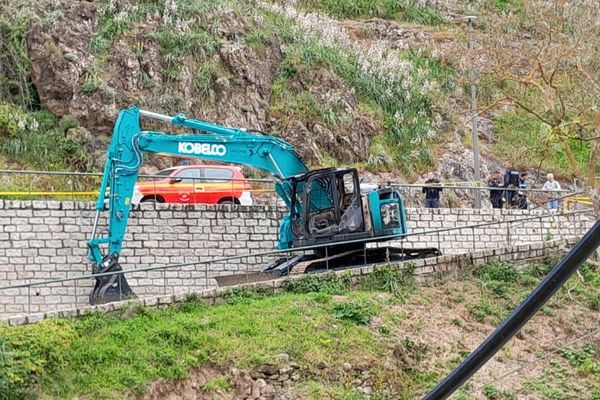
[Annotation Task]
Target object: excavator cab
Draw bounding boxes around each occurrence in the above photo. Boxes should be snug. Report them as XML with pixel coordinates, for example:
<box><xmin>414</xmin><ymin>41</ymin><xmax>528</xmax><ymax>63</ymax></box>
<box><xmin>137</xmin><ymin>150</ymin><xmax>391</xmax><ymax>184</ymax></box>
<box><xmin>285</xmin><ymin>167</ymin><xmax>407</xmax><ymax>249</ymax></box>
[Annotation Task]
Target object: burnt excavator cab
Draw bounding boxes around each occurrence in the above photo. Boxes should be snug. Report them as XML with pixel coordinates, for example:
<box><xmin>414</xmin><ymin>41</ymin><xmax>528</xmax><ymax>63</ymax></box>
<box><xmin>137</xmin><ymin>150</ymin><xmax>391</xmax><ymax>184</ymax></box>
<box><xmin>289</xmin><ymin>168</ymin><xmax>378</xmax><ymax>249</ymax></box>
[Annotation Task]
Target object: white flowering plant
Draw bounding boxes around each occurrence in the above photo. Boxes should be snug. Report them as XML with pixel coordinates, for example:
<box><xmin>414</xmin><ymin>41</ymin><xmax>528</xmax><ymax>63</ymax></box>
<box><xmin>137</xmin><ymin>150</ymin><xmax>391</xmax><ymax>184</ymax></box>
<box><xmin>262</xmin><ymin>3</ymin><xmax>453</xmax><ymax>172</ymax></box>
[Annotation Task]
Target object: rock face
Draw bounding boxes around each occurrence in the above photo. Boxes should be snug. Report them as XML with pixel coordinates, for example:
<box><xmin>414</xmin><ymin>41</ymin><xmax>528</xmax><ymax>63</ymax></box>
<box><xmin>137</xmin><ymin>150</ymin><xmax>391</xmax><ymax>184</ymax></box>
<box><xmin>27</xmin><ymin>2</ymin><xmax>103</xmax><ymax>121</ymax></box>
<box><xmin>22</xmin><ymin>0</ymin><xmax>378</xmax><ymax>168</ymax></box>
<box><xmin>143</xmin><ymin>354</ymin><xmax>302</xmax><ymax>400</ymax></box>
<box><xmin>269</xmin><ymin>67</ymin><xmax>379</xmax><ymax>164</ymax></box>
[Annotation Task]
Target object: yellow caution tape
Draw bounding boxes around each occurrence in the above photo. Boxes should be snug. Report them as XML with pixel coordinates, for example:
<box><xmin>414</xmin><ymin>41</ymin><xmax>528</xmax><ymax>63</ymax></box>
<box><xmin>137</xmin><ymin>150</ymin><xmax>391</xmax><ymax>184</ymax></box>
<box><xmin>0</xmin><ymin>188</ymin><xmax>276</xmax><ymax>196</ymax></box>
<box><xmin>0</xmin><ymin>191</ymin><xmax>99</xmax><ymax>196</ymax></box>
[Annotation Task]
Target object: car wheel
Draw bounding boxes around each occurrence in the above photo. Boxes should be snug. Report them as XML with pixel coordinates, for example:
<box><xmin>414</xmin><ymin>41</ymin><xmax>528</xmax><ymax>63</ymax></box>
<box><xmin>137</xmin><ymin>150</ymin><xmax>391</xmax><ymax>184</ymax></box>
<box><xmin>219</xmin><ymin>200</ymin><xmax>235</xmax><ymax>205</ymax></box>
<box><xmin>141</xmin><ymin>198</ymin><xmax>159</xmax><ymax>203</ymax></box>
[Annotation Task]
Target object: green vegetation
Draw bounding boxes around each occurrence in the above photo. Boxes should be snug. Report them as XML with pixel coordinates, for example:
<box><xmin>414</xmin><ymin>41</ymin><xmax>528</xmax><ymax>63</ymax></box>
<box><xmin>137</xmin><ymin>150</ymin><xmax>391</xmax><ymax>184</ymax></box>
<box><xmin>469</xmin><ymin>258</ymin><xmax>600</xmax><ymax>324</ymax></box>
<box><xmin>282</xmin><ymin>270</ymin><xmax>352</xmax><ymax>294</ymax></box>
<box><xmin>493</xmin><ymin>109</ymin><xmax>594</xmax><ymax>177</ymax></box>
<box><xmin>483</xmin><ymin>384</ymin><xmax>515</xmax><ymax>400</ymax></box>
<box><xmin>202</xmin><ymin>376</ymin><xmax>231</xmax><ymax>392</ymax></box>
<box><xmin>296</xmin><ymin>0</ymin><xmax>446</xmax><ymax>25</ymax></box>
<box><xmin>1</xmin><ymin>0</ymin><xmax>455</xmax><ymax>175</ymax></box>
<box><xmin>268</xmin><ymin>27</ymin><xmax>455</xmax><ymax>173</ymax></box>
<box><xmin>0</xmin><ymin>291</ymin><xmax>388</xmax><ymax>399</ymax></box>
<box><xmin>0</xmin><ymin>104</ymin><xmax>94</xmax><ymax>171</ymax></box>
<box><xmin>488</xmin><ymin>0</ymin><xmax>524</xmax><ymax>12</ymax></box>
<box><xmin>0</xmin><ymin>4</ymin><xmax>36</xmax><ymax>109</ymax></box>
<box><xmin>0</xmin><ymin>259</ymin><xmax>597</xmax><ymax>399</ymax></box>
<box><xmin>362</xmin><ymin>262</ymin><xmax>416</xmax><ymax>299</ymax></box>
<box><xmin>332</xmin><ymin>300</ymin><xmax>377</xmax><ymax>325</ymax></box>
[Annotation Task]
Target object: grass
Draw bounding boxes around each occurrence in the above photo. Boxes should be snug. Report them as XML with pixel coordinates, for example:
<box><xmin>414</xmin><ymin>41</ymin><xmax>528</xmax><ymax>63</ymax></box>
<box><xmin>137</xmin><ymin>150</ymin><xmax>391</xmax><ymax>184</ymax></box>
<box><xmin>0</xmin><ymin>4</ymin><xmax>36</xmax><ymax>109</ymax></box>
<box><xmin>295</xmin><ymin>0</ymin><xmax>447</xmax><ymax>25</ymax></box>
<box><xmin>202</xmin><ymin>376</ymin><xmax>231</xmax><ymax>392</ymax></box>
<box><xmin>0</xmin><ymin>259</ymin><xmax>597</xmax><ymax>399</ymax></box>
<box><xmin>0</xmin><ymin>292</ymin><xmax>387</xmax><ymax>399</ymax></box>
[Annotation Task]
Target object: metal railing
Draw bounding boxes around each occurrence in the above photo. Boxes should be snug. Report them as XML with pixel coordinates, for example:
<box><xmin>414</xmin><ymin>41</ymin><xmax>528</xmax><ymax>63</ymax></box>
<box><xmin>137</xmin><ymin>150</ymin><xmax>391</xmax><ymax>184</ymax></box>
<box><xmin>0</xmin><ymin>169</ymin><xmax>277</xmax><ymax>205</ymax></box>
<box><xmin>0</xmin><ymin>169</ymin><xmax>592</xmax><ymax>210</ymax></box>
<box><xmin>0</xmin><ymin>208</ymin><xmax>594</xmax><ymax>316</ymax></box>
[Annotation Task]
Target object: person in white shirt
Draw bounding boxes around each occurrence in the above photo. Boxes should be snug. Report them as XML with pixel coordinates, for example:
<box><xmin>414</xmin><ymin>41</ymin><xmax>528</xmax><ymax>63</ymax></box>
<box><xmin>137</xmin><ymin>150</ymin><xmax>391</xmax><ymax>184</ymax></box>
<box><xmin>542</xmin><ymin>173</ymin><xmax>561</xmax><ymax>211</ymax></box>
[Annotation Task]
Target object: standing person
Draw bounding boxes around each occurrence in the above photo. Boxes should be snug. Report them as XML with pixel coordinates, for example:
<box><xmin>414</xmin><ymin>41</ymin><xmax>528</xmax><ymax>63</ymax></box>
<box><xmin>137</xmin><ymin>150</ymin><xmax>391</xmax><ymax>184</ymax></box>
<box><xmin>422</xmin><ymin>172</ymin><xmax>443</xmax><ymax>208</ymax></box>
<box><xmin>542</xmin><ymin>173</ymin><xmax>561</xmax><ymax>212</ymax></box>
<box><xmin>488</xmin><ymin>170</ymin><xmax>504</xmax><ymax>209</ymax></box>
<box><xmin>504</xmin><ymin>163</ymin><xmax>520</xmax><ymax>208</ymax></box>
<box><xmin>515</xmin><ymin>172</ymin><xmax>528</xmax><ymax>209</ymax></box>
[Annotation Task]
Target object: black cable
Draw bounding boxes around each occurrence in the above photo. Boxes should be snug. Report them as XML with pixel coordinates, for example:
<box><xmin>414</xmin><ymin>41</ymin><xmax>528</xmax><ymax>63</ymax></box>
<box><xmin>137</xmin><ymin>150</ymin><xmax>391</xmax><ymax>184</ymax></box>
<box><xmin>421</xmin><ymin>220</ymin><xmax>600</xmax><ymax>400</ymax></box>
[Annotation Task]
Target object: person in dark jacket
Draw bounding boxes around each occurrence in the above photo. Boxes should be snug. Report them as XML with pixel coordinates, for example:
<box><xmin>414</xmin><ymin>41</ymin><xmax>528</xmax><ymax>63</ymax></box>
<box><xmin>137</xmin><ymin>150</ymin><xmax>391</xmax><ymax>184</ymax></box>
<box><xmin>422</xmin><ymin>172</ymin><xmax>442</xmax><ymax>208</ymax></box>
<box><xmin>504</xmin><ymin>164</ymin><xmax>520</xmax><ymax>208</ymax></box>
<box><xmin>488</xmin><ymin>170</ymin><xmax>504</xmax><ymax>209</ymax></box>
<box><xmin>514</xmin><ymin>172</ymin><xmax>528</xmax><ymax>209</ymax></box>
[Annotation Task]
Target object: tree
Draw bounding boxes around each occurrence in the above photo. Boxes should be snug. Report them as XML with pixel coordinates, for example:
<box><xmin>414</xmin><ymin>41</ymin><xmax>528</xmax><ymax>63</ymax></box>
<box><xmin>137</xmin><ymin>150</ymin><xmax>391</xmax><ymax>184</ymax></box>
<box><xmin>476</xmin><ymin>0</ymin><xmax>600</xmax><ymax>186</ymax></box>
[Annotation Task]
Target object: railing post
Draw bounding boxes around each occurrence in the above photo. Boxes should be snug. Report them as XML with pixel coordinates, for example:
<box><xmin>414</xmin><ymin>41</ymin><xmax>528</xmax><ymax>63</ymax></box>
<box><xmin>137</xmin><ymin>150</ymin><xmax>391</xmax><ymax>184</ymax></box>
<box><xmin>74</xmin><ymin>279</ymin><xmax>78</xmax><ymax>309</ymax></box>
<box><xmin>245</xmin><ymin>255</ymin><xmax>249</xmax><ymax>284</ymax></box>
<box><xmin>163</xmin><ymin>266</ymin><xmax>167</xmax><ymax>295</ymax></box>
<box><xmin>204</xmin><ymin>263</ymin><xmax>209</xmax><ymax>290</ymax></box>
<box><xmin>27</xmin><ymin>285</ymin><xmax>31</xmax><ymax>314</ymax></box>
<box><xmin>325</xmin><ymin>246</ymin><xmax>329</xmax><ymax>270</ymax></box>
<box><xmin>118</xmin><ymin>273</ymin><xmax>123</xmax><ymax>300</ymax></box>
<box><xmin>400</xmin><ymin>236</ymin><xmax>404</xmax><ymax>260</ymax></box>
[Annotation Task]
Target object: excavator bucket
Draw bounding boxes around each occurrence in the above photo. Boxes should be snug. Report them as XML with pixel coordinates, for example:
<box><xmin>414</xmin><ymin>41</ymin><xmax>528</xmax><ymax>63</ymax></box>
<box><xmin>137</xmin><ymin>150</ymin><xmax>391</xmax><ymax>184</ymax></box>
<box><xmin>90</xmin><ymin>254</ymin><xmax>135</xmax><ymax>304</ymax></box>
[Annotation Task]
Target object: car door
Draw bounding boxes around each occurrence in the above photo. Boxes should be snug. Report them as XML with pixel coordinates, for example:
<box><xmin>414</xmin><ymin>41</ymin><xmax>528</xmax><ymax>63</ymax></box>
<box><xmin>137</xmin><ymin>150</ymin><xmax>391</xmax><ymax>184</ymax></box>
<box><xmin>198</xmin><ymin>167</ymin><xmax>234</xmax><ymax>204</ymax></box>
<box><xmin>172</xmin><ymin>168</ymin><xmax>202</xmax><ymax>203</ymax></box>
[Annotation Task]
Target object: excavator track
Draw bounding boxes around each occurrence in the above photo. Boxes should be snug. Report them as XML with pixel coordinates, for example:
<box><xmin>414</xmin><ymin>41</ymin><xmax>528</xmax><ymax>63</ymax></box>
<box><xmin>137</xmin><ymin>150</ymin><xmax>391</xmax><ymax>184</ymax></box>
<box><xmin>214</xmin><ymin>246</ymin><xmax>441</xmax><ymax>287</ymax></box>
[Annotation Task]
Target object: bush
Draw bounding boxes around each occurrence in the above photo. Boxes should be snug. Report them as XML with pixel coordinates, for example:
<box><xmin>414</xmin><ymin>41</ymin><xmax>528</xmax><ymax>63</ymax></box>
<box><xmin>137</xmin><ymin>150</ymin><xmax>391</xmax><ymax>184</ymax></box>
<box><xmin>474</xmin><ymin>260</ymin><xmax>518</xmax><ymax>283</ymax></box>
<box><xmin>282</xmin><ymin>271</ymin><xmax>351</xmax><ymax>294</ymax></box>
<box><xmin>332</xmin><ymin>300</ymin><xmax>376</xmax><ymax>325</ymax></box>
<box><xmin>361</xmin><ymin>264</ymin><xmax>416</xmax><ymax>299</ymax></box>
<box><xmin>0</xmin><ymin>320</ymin><xmax>76</xmax><ymax>400</ymax></box>
<box><xmin>0</xmin><ymin>103</ymin><xmax>94</xmax><ymax>171</ymax></box>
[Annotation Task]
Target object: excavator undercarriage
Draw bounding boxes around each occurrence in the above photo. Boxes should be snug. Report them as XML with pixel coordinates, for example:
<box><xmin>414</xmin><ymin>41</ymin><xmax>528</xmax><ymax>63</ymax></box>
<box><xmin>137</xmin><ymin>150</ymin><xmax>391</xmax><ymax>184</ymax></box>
<box><xmin>214</xmin><ymin>245</ymin><xmax>441</xmax><ymax>287</ymax></box>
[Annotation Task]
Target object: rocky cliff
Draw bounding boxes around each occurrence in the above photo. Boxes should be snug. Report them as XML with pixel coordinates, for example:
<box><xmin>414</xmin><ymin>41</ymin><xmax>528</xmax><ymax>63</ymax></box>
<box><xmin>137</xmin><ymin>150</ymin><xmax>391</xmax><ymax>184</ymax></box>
<box><xmin>1</xmin><ymin>0</ymin><xmax>596</xmax><ymax>191</ymax></box>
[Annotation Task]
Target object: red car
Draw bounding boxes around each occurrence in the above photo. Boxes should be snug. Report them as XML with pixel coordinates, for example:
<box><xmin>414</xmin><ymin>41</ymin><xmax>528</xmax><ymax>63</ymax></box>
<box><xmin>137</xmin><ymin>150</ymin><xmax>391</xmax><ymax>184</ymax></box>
<box><xmin>131</xmin><ymin>165</ymin><xmax>253</xmax><ymax>205</ymax></box>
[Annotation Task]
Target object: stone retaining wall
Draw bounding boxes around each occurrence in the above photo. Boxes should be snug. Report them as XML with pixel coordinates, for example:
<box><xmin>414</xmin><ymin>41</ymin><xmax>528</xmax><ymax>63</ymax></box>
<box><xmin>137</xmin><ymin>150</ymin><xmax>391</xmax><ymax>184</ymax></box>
<box><xmin>5</xmin><ymin>238</ymin><xmax>579</xmax><ymax>326</ymax></box>
<box><xmin>0</xmin><ymin>200</ymin><xmax>594</xmax><ymax>318</ymax></box>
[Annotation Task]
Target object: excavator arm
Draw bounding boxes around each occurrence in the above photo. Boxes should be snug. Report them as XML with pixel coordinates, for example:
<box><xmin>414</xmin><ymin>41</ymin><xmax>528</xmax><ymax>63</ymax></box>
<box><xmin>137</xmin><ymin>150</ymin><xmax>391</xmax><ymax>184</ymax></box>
<box><xmin>87</xmin><ymin>107</ymin><xmax>308</xmax><ymax>303</ymax></box>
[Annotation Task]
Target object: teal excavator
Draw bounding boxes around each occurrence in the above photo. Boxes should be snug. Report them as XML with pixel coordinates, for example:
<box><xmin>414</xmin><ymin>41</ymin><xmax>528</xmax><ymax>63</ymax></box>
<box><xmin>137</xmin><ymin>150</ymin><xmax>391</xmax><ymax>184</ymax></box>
<box><xmin>88</xmin><ymin>107</ymin><xmax>438</xmax><ymax>304</ymax></box>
